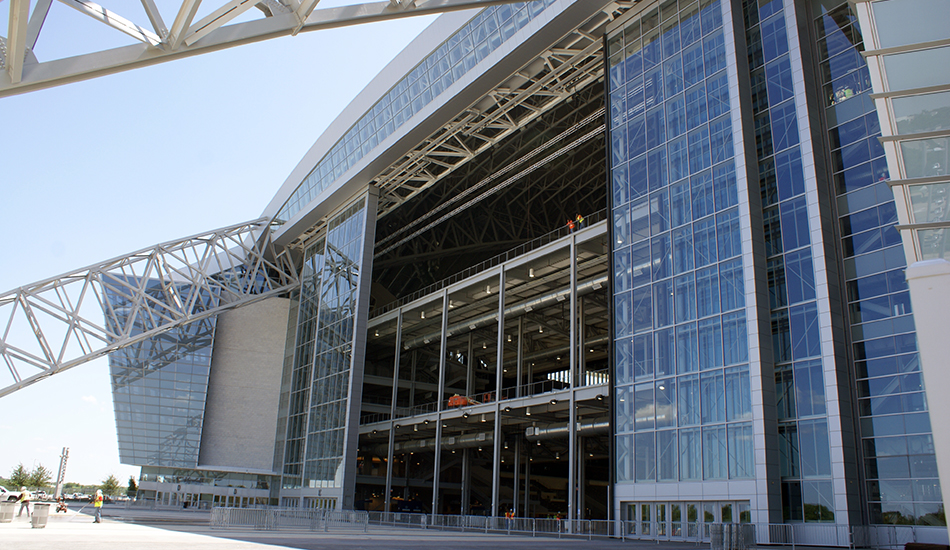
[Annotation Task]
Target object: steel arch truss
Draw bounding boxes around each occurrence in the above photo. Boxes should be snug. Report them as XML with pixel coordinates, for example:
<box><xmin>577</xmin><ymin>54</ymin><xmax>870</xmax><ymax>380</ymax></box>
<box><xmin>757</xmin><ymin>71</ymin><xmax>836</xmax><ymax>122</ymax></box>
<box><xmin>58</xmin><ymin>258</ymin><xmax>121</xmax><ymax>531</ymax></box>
<box><xmin>0</xmin><ymin>0</ymin><xmax>535</xmax><ymax>96</ymax></box>
<box><xmin>0</xmin><ymin>218</ymin><xmax>299</xmax><ymax>398</ymax></box>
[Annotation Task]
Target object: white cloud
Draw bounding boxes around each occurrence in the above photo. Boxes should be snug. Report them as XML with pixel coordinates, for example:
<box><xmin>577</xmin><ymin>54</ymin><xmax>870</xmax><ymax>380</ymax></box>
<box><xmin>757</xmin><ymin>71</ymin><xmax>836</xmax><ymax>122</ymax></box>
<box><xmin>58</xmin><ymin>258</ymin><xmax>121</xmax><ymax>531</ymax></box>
<box><xmin>81</xmin><ymin>395</ymin><xmax>97</xmax><ymax>405</ymax></box>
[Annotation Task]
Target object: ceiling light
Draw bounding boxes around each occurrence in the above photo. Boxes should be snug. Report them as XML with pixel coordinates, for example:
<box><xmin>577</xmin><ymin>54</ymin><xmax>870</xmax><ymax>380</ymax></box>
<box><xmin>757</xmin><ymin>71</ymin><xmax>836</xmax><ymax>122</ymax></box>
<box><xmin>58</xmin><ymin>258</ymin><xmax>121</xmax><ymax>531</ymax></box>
<box><xmin>526</xmin><ymin>407</ymin><xmax>531</xmax><ymax>416</ymax></box>
<box><xmin>596</xmin><ymin>394</ymin><xmax>604</xmax><ymax>401</ymax></box>
<box><xmin>507</xmin><ymin>334</ymin><xmax>512</xmax><ymax>342</ymax></box>
<box><xmin>483</xmin><ymin>342</ymin><xmax>487</xmax><ymax>349</ymax></box>
<box><xmin>504</xmin><ymin>441</ymin><xmax>508</xmax><ymax>449</ymax></box>
<box><xmin>420</xmin><ymin>310</ymin><xmax>425</xmax><ymax>319</ymax></box>
<box><xmin>539</xmin><ymin>326</ymin><xmax>543</xmax><ymax>333</ymax></box>
<box><xmin>486</xmin><ymin>284</ymin><xmax>491</xmax><ymax>294</ymax></box>
<box><xmin>529</xmin><ymin>268</ymin><xmax>535</xmax><ymax>277</ymax></box>
<box><xmin>556</xmin><ymin>452</ymin><xmax>560</xmax><ymax>460</ymax></box>
<box><xmin>504</xmin><ymin>406</ymin><xmax>511</xmax><ymax>412</ymax></box>
<box><xmin>550</xmin><ymin>399</ymin><xmax>558</xmax><ymax>405</ymax></box>
<box><xmin>480</xmin><ymin>414</ymin><xmax>486</xmax><ymax>423</ymax></box>
<box><xmin>463</xmin><ymin>412</ymin><xmax>470</xmax><ymax>418</ymax></box>
<box><xmin>424</xmin><ymin>419</ymin><xmax>429</xmax><ymax>425</ymax></box>
<box><xmin>374</xmin><ymin>330</ymin><xmax>379</xmax><ymax>337</ymax></box>
<box><xmin>449</xmin><ymin>300</ymin><xmax>454</xmax><ymax>308</ymax></box>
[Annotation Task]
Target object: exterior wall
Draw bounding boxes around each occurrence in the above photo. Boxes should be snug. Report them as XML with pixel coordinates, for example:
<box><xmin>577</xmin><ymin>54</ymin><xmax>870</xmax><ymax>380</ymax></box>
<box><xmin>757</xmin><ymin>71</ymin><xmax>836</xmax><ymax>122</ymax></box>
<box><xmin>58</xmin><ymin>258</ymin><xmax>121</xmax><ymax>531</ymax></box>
<box><xmin>198</xmin><ymin>297</ymin><xmax>290</xmax><ymax>472</ymax></box>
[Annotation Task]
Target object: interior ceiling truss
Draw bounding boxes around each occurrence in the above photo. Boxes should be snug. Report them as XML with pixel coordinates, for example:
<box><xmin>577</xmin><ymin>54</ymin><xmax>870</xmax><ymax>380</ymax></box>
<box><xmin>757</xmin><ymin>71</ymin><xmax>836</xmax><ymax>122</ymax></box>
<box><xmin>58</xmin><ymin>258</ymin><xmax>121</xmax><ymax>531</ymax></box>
<box><xmin>0</xmin><ymin>218</ymin><xmax>299</xmax><ymax>398</ymax></box>
<box><xmin>284</xmin><ymin>0</ymin><xmax>635</xmax><ymax>250</ymax></box>
<box><xmin>0</xmin><ymin>0</ymin><xmax>537</xmax><ymax>96</ymax></box>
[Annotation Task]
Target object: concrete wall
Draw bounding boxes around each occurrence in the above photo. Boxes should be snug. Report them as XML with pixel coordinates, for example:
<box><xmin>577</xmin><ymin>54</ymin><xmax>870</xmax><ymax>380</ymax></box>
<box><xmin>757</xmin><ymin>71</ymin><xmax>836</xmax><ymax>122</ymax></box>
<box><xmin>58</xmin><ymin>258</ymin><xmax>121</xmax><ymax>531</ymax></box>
<box><xmin>198</xmin><ymin>297</ymin><xmax>290</xmax><ymax>472</ymax></box>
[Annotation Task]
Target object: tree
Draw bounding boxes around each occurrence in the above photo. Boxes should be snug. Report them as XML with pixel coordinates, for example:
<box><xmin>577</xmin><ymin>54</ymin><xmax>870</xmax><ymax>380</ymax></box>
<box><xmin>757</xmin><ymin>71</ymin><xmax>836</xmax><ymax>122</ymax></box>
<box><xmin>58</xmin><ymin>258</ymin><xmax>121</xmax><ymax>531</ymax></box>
<box><xmin>100</xmin><ymin>474</ymin><xmax>121</xmax><ymax>497</ymax></box>
<box><xmin>9</xmin><ymin>464</ymin><xmax>29</xmax><ymax>488</ymax></box>
<box><xmin>127</xmin><ymin>476</ymin><xmax>137</xmax><ymax>497</ymax></box>
<box><xmin>29</xmin><ymin>465</ymin><xmax>52</xmax><ymax>489</ymax></box>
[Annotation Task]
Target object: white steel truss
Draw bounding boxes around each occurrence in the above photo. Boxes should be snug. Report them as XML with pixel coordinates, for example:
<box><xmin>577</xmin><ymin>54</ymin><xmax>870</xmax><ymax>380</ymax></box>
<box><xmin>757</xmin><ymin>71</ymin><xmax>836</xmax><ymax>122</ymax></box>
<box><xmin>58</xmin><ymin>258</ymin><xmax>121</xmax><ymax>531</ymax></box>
<box><xmin>0</xmin><ymin>218</ymin><xmax>299</xmax><ymax>398</ymax></box>
<box><xmin>0</xmin><ymin>0</ymin><xmax>536</xmax><ymax>96</ymax></box>
<box><xmin>283</xmin><ymin>0</ymin><xmax>635</xmax><ymax>250</ymax></box>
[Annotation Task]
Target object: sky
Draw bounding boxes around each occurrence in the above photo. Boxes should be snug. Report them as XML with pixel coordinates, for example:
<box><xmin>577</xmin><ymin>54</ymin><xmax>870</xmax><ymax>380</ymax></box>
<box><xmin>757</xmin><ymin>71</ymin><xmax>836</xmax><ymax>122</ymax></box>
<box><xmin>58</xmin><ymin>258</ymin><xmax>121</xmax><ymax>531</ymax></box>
<box><xmin>0</xmin><ymin>0</ymin><xmax>437</xmax><ymax>486</ymax></box>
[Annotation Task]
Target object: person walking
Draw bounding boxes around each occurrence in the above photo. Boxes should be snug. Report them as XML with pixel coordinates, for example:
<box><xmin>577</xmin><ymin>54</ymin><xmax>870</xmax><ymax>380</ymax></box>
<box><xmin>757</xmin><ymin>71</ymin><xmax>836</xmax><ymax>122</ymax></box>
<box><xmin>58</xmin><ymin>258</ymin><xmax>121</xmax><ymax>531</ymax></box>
<box><xmin>16</xmin><ymin>487</ymin><xmax>31</xmax><ymax>518</ymax></box>
<box><xmin>93</xmin><ymin>489</ymin><xmax>104</xmax><ymax>523</ymax></box>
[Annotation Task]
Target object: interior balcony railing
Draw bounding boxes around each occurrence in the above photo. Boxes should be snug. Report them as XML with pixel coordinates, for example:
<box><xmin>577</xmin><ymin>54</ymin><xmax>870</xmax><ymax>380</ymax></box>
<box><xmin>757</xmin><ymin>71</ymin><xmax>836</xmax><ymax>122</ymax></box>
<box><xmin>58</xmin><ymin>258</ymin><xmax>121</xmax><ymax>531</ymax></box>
<box><xmin>360</xmin><ymin>368</ymin><xmax>609</xmax><ymax>425</ymax></box>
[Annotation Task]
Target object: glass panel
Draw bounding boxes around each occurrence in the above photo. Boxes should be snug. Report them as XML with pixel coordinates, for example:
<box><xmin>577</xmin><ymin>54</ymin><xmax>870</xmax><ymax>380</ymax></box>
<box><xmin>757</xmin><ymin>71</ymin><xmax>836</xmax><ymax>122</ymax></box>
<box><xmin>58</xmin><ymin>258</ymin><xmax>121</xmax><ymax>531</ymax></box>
<box><xmin>872</xmin><ymin>0</ymin><xmax>950</xmax><ymax>48</ymax></box>
<box><xmin>883</xmin><ymin>46</ymin><xmax>950</xmax><ymax>92</ymax></box>
<box><xmin>892</xmin><ymin>91</ymin><xmax>950</xmax><ymax>135</ymax></box>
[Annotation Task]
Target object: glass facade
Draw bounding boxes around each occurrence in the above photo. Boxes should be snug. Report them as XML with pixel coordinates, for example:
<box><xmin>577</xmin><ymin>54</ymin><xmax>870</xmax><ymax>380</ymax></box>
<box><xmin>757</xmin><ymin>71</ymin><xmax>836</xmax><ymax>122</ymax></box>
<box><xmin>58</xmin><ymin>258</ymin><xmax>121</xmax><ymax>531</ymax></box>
<box><xmin>274</xmin><ymin>0</ymin><xmax>557</xmax><ymax>224</ymax></box>
<box><xmin>742</xmin><ymin>0</ymin><xmax>837</xmax><ymax>523</ymax></box>
<box><xmin>106</xmin><ymin>279</ymin><xmax>215</xmax><ymax>468</ymax></box>
<box><xmin>813</xmin><ymin>0</ymin><xmax>944</xmax><ymax>526</ymax></box>
<box><xmin>282</xmin><ymin>197</ymin><xmax>371</xmax><ymax>491</ymax></box>
<box><xmin>608</xmin><ymin>0</ymin><xmax>754</xmax><ymax>485</ymax></box>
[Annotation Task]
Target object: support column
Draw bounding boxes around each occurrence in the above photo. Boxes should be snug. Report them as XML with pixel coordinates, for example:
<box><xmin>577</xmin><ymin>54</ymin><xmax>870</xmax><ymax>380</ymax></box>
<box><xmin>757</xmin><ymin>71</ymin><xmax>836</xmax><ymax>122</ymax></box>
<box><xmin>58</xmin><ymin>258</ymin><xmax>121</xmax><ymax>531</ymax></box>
<box><xmin>523</xmin><ymin>447</ymin><xmax>531</xmax><ymax>517</ymax></box>
<box><xmin>578</xmin><ymin>297</ymin><xmax>586</xmax><ymax>386</ymax></box>
<box><xmin>461</xmin><ymin>448</ymin><xmax>471</xmax><ymax>515</ymax></box>
<box><xmin>512</xmin><ymin>436</ymin><xmax>521</xmax><ymax>515</ymax></box>
<box><xmin>431</xmin><ymin>290</ymin><xmax>449</xmax><ymax>517</ymax></box>
<box><xmin>466</xmin><ymin>332</ymin><xmax>474</xmax><ymax>397</ymax></box>
<box><xmin>515</xmin><ymin>316</ymin><xmax>523</xmax><ymax>397</ymax></box>
<box><xmin>491</xmin><ymin>269</ymin><xmax>505</xmax><ymax>518</ymax></box>
<box><xmin>568</xmin><ymin>235</ymin><xmax>578</xmax><ymax>524</ymax></box>
<box><xmin>384</xmin><ymin>310</ymin><xmax>403</xmax><ymax>513</ymax></box>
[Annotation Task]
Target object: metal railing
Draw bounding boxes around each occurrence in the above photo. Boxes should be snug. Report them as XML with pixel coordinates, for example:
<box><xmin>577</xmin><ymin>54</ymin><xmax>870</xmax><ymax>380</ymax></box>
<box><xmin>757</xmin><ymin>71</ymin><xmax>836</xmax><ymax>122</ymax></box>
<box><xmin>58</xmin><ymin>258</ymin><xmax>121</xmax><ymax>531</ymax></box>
<box><xmin>361</xmin><ymin>371</ymin><xmax>610</xmax><ymax>425</ymax></box>
<box><xmin>363</xmin><ymin>513</ymin><xmax>947</xmax><ymax>548</ymax></box>
<box><xmin>370</xmin><ymin>209</ymin><xmax>607</xmax><ymax>318</ymax></box>
<box><xmin>210</xmin><ymin>507</ymin><xmax>368</xmax><ymax>532</ymax></box>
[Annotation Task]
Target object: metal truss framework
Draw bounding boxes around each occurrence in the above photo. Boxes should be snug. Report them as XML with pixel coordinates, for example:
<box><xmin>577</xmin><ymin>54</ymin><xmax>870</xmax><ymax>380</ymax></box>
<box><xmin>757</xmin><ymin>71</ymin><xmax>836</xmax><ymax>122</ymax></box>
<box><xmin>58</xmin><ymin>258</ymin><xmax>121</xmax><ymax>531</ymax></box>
<box><xmin>0</xmin><ymin>218</ymin><xmax>299</xmax><ymax>398</ymax></box>
<box><xmin>283</xmin><ymin>0</ymin><xmax>636</xmax><ymax>250</ymax></box>
<box><xmin>0</xmin><ymin>0</ymin><xmax>536</xmax><ymax>96</ymax></box>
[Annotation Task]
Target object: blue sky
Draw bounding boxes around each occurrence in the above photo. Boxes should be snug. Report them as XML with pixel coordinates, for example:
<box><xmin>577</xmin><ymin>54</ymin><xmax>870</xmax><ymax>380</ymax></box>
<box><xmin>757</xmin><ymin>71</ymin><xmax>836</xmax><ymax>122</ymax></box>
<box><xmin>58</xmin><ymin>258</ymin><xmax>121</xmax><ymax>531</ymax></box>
<box><xmin>0</xmin><ymin>3</ymin><xmax>436</xmax><ymax>485</ymax></box>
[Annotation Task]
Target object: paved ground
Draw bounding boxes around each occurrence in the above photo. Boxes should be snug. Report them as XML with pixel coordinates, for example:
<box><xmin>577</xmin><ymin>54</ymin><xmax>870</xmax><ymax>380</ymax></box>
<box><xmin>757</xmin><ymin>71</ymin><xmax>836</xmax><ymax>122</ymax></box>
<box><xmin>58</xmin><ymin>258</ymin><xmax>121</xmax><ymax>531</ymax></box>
<box><xmin>0</xmin><ymin>506</ymin><xmax>708</xmax><ymax>550</ymax></box>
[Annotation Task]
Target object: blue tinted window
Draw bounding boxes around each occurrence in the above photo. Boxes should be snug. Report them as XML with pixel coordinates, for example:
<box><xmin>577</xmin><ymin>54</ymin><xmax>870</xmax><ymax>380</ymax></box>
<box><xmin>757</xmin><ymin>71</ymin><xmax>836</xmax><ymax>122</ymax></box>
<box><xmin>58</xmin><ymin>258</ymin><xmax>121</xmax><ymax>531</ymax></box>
<box><xmin>615</xmin><ymin>246</ymin><xmax>632</xmax><ymax>293</ymax></box>
<box><xmin>632</xmin><ymin>239</ymin><xmax>651</xmax><ymax>284</ymax></box>
<box><xmin>630</xmin><ymin>153</ymin><xmax>648</xmax><ymax>198</ymax></box>
<box><xmin>691</xmin><ymin>170</ymin><xmax>715</xmax><ymax>219</ymax></box>
<box><xmin>635</xmin><ymin>333</ymin><xmax>654</xmax><ymax>377</ymax></box>
<box><xmin>612</xmin><ymin>124</ymin><xmax>627</xmax><ymax>167</ymax></box>
<box><xmin>766</xmin><ymin>56</ymin><xmax>795</xmax><ymax>105</ymax></box>
<box><xmin>675</xmin><ymin>273</ymin><xmax>697</xmax><ymax>323</ymax></box>
<box><xmin>686</xmin><ymin>84</ymin><xmax>709</xmax><ymax>130</ymax></box>
<box><xmin>667</xmin><ymin>94</ymin><xmax>687</xmax><ymax>138</ymax></box>
<box><xmin>671</xmin><ymin>180</ymin><xmax>692</xmax><ymax>227</ymax></box>
<box><xmin>655</xmin><ymin>279</ymin><xmax>674</xmax><ymax>328</ymax></box>
<box><xmin>648</xmin><ymin>146</ymin><xmax>669</xmax><ymax>191</ymax></box>
<box><xmin>761</xmin><ymin>13</ymin><xmax>789</xmax><ymax>62</ymax></box>
<box><xmin>665</xmin><ymin>55</ymin><xmax>685</xmax><ymax>97</ymax></box>
<box><xmin>628</xmin><ymin>114</ymin><xmax>647</xmax><ymax>158</ymax></box>
<box><xmin>710</xmin><ymin>116</ymin><xmax>734</xmax><ymax>165</ymax></box>
<box><xmin>688</xmin><ymin>126</ymin><xmax>711</xmax><ymax>174</ymax></box>
<box><xmin>683</xmin><ymin>42</ymin><xmax>705</xmax><ymax>88</ymax></box>
<box><xmin>696</xmin><ymin>266</ymin><xmax>721</xmax><ymax>318</ymax></box>
<box><xmin>785</xmin><ymin>248</ymin><xmax>817</xmax><ymax>304</ymax></box>
<box><xmin>611</xmin><ymin>89</ymin><xmax>627</xmax><ymax>128</ymax></box>
<box><xmin>616</xmin><ymin>291</ymin><xmax>633</xmax><ymax>337</ymax></box>
<box><xmin>613</xmin><ymin>161</ymin><xmax>629</xmax><ymax>206</ymax></box>
<box><xmin>771</xmin><ymin>100</ymin><xmax>800</xmax><ymax>152</ymax></box>
<box><xmin>775</xmin><ymin>148</ymin><xmax>805</xmax><ymax>199</ymax></box>
<box><xmin>656</xmin><ymin>328</ymin><xmax>676</xmax><ymax>377</ymax></box>
<box><xmin>651</xmin><ymin>188</ymin><xmax>671</xmax><ymax>234</ymax></box>
<box><xmin>701</xmin><ymin>0</ymin><xmax>723</xmax><ymax>36</ymax></box>
<box><xmin>646</xmin><ymin>105</ymin><xmax>667</xmax><ymax>150</ymax></box>
<box><xmin>706</xmin><ymin>71</ymin><xmax>730</xmax><ymax>119</ymax></box>
<box><xmin>673</xmin><ymin>225</ymin><xmax>694</xmax><ymax>275</ymax></box>
<box><xmin>645</xmin><ymin>66</ymin><xmax>665</xmax><ymax>108</ymax></box>
<box><xmin>694</xmin><ymin>216</ymin><xmax>718</xmax><ymax>268</ymax></box>
<box><xmin>677</xmin><ymin>322</ymin><xmax>699</xmax><ymax>373</ymax></box>
<box><xmin>790</xmin><ymin>302</ymin><xmax>821</xmax><ymax>360</ymax></box>
<box><xmin>627</xmin><ymin>76</ymin><xmax>645</xmax><ymax>117</ymax></box>
<box><xmin>780</xmin><ymin>197</ymin><xmax>810</xmax><ymax>251</ymax></box>
<box><xmin>714</xmin><ymin>160</ymin><xmax>738</xmax><ymax>210</ymax></box>
<box><xmin>669</xmin><ymin>136</ymin><xmax>690</xmax><ymax>181</ymax></box>
<box><xmin>698</xmin><ymin>317</ymin><xmax>724</xmax><ymax>370</ymax></box>
<box><xmin>681</xmin><ymin>5</ymin><xmax>702</xmax><ymax>47</ymax></box>
<box><xmin>720</xmin><ymin>258</ymin><xmax>744</xmax><ymax>311</ymax></box>
<box><xmin>723</xmin><ymin>310</ymin><xmax>749</xmax><ymax>365</ymax></box>
<box><xmin>662</xmin><ymin>18</ymin><xmax>682</xmax><ymax>59</ymax></box>
<box><xmin>717</xmin><ymin>208</ymin><xmax>742</xmax><ymax>259</ymax></box>
<box><xmin>633</xmin><ymin>286</ymin><xmax>653</xmax><ymax>334</ymax></box>
<box><xmin>652</xmin><ymin>232</ymin><xmax>673</xmax><ymax>279</ymax></box>
<box><xmin>703</xmin><ymin>30</ymin><xmax>727</xmax><ymax>76</ymax></box>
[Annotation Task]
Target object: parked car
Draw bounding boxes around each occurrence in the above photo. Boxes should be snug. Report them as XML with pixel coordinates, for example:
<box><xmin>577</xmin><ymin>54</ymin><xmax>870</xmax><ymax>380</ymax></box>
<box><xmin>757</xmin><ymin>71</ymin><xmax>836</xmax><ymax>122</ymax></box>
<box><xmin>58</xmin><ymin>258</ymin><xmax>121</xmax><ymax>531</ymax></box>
<box><xmin>34</xmin><ymin>490</ymin><xmax>48</xmax><ymax>500</ymax></box>
<box><xmin>0</xmin><ymin>486</ymin><xmax>22</xmax><ymax>502</ymax></box>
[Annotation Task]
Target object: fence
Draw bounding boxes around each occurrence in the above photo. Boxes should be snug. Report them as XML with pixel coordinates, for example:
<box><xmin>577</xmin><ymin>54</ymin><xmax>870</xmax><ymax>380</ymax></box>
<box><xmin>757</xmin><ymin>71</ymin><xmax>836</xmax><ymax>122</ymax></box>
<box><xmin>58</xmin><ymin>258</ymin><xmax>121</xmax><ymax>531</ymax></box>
<box><xmin>210</xmin><ymin>507</ymin><xmax>368</xmax><ymax>532</ymax></box>
<box><xmin>364</xmin><ymin>512</ymin><xmax>946</xmax><ymax>548</ymax></box>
